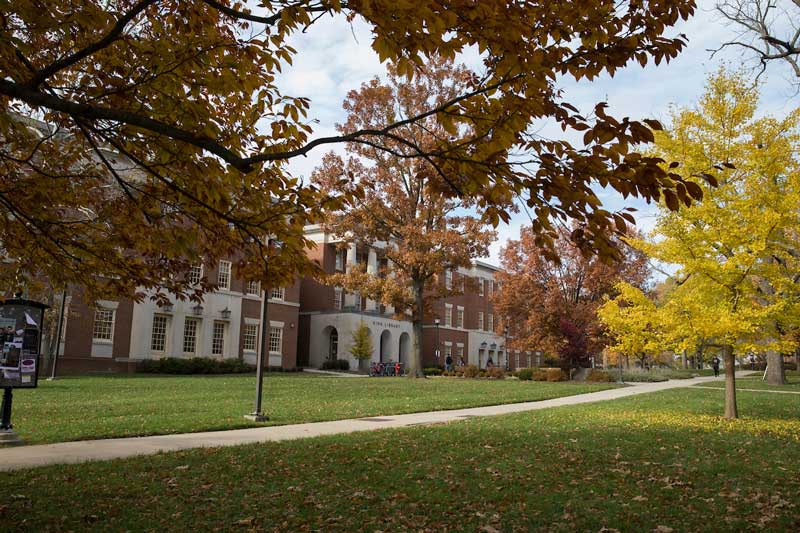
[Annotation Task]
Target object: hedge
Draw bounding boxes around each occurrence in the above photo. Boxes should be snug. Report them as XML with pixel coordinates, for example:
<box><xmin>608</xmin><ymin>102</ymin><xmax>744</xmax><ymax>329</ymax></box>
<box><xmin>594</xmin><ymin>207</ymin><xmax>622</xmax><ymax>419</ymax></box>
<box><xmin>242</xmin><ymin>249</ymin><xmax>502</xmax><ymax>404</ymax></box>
<box><xmin>139</xmin><ymin>357</ymin><xmax>256</xmax><ymax>375</ymax></box>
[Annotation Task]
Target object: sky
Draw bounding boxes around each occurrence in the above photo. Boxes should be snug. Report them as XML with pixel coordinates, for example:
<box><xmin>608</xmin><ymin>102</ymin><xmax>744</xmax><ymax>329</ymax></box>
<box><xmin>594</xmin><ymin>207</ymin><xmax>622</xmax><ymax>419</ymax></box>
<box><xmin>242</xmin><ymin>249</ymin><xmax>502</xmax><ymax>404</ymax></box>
<box><xmin>276</xmin><ymin>0</ymin><xmax>798</xmax><ymax>267</ymax></box>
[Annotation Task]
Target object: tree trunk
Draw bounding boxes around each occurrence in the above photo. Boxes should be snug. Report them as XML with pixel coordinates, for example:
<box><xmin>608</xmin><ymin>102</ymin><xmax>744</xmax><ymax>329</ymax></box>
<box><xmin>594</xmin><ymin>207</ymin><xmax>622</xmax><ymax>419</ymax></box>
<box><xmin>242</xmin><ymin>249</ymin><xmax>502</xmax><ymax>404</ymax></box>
<box><xmin>681</xmin><ymin>349</ymin><xmax>687</xmax><ymax>369</ymax></box>
<box><xmin>722</xmin><ymin>344</ymin><xmax>738</xmax><ymax>419</ymax></box>
<box><xmin>795</xmin><ymin>348</ymin><xmax>799</xmax><ymax>376</ymax></box>
<box><xmin>695</xmin><ymin>345</ymin><xmax>704</xmax><ymax>369</ymax></box>
<box><xmin>764</xmin><ymin>349</ymin><xmax>786</xmax><ymax>385</ymax></box>
<box><xmin>408</xmin><ymin>278</ymin><xmax>426</xmax><ymax>378</ymax></box>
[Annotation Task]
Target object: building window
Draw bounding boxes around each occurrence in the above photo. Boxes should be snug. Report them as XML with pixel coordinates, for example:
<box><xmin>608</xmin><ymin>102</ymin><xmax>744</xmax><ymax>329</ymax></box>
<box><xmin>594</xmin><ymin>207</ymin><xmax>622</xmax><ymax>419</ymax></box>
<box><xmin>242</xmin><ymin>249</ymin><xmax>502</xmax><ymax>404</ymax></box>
<box><xmin>335</xmin><ymin>248</ymin><xmax>346</xmax><ymax>271</ymax></box>
<box><xmin>444</xmin><ymin>304</ymin><xmax>453</xmax><ymax>327</ymax></box>
<box><xmin>334</xmin><ymin>287</ymin><xmax>343</xmax><ymax>310</ymax></box>
<box><xmin>243</xmin><ymin>323</ymin><xmax>258</xmax><ymax>352</ymax></box>
<box><xmin>151</xmin><ymin>315</ymin><xmax>169</xmax><ymax>353</ymax></box>
<box><xmin>92</xmin><ymin>308</ymin><xmax>115</xmax><ymax>342</ymax></box>
<box><xmin>270</xmin><ymin>287</ymin><xmax>285</xmax><ymax>300</ymax></box>
<box><xmin>479</xmin><ymin>279</ymin><xmax>485</xmax><ymax>297</ymax></box>
<box><xmin>478</xmin><ymin>311</ymin><xmax>484</xmax><ymax>331</ymax></box>
<box><xmin>247</xmin><ymin>280</ymin><xmax>261</xmax><ymax>296</ymax></box>
<box><xmin>218</xmin><ymin>260</ymin><xmax>231</xmax><ymax>290</ymax></box>
<box><xmin>269</xmin><ymin>326</ymin><xmax>282</xmax><ymax>354</ymax></box>
<box><xmin>456</xmin><ymin>307</ymin><xmax>464</xmax><ymax>329</ymax></box>
<box><xmin>444</xmin><ymin>345</ymin><xmax>452</xmax><ymax>359</ymax></box>
<box><xmin>459</xmin><ymin>275</ymin><xmax>465</xmax><ymax>291</ymax></box>
<box><xmin>515</xmin><ymin>352</ymin><xmax>521</xmax><ymax>368</ymax></box>
<box><xmin>489</xmin><ymin>280</ymin><xmax>494</xmax><ymax>296</ymax></box>
<box><xmin>457</xmin><ymin>346</ymin><xmax>464</xmax><ymax>362</ymax></box>
<box><xmin>487</xmin><ymin>313</ymin><xmax>494</xmax><ymax>333</ymax></box>
<box><xmin>188</xmin><ymin>264</ymin><xmax>203</xmax><ymax>286</ymax></box>
<box><xmin>445</xmin><ymin>270</ymin><xmax>453</xmax><ymax>290</ymax></box>
<box><xmin>183</xmin><ymin>318</ymin><xmax>199</xmax><ymax>354</ymax></box>
<box><xmin>353</xmin><ymin>291</ymin><xmax>362</xmax><ymax>310</ymax></box>
<box><xmin>212</xmin><ymin>321</ymin><xmax>226</xmax><ymax>355</ymax></box>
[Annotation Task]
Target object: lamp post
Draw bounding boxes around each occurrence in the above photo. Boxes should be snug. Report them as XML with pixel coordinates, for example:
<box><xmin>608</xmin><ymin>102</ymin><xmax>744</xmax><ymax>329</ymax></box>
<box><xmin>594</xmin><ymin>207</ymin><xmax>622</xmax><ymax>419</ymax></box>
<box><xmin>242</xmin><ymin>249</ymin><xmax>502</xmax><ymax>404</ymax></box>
<box><xmin>246</xmin><ymin>238</ymin><xmax>275</xmax><ymax>422</ymax></box>
<box><xmin>504</xmin><ymin>325</ymin><xmax>509</xmax><ymax>371</ymax></box>
<box><xmin>434</xmin><ymin>318</ymin><xmax>441</xmax><ymax>362</ymax></box>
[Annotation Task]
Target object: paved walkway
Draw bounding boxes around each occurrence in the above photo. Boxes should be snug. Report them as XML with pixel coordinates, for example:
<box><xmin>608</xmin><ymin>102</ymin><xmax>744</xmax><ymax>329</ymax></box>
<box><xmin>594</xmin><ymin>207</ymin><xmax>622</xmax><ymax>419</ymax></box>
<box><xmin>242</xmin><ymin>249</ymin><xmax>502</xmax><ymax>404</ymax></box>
<box><xmin>300</xmin><ymin>368</ymin><xmax>367</xmax><ymax>378</ymax></box>
<box><xmin>694</xmin><ymin>385</ymin><xmax>800</xmax><ymax>395</ymax></box>
<box><xmin>0</xmin><ymin>374</ymin><xmax>740</xmax><ymax>472</ymax></box>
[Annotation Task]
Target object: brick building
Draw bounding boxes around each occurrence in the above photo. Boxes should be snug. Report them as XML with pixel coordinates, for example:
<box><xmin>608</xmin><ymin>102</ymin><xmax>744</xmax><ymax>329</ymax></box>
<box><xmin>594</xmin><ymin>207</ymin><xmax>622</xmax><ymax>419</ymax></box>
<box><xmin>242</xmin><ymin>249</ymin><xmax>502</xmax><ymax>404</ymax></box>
<box><xmin>55</xmin><ymin>227</ymin><xmax>534</xmax><ymax>373</ymax></box>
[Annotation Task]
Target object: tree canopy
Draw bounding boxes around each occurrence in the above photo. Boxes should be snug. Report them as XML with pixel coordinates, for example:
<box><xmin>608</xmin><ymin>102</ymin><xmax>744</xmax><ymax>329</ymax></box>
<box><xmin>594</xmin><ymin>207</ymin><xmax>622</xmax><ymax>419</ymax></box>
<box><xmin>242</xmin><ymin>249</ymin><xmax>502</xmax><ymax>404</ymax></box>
<box><xmin>1</xmin><ymin>0</ymin><xmax>701</xmax><ymax>300</ymax></box>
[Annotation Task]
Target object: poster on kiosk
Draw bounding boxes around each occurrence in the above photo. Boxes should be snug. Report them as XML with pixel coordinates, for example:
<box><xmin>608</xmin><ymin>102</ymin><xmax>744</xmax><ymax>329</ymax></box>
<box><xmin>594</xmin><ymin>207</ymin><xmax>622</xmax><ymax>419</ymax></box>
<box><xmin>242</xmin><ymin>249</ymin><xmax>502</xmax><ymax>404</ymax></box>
<box><xmin>0</xmin><ymin>299</ymin><xmax>47</xmax><ymax>389</ymax></box>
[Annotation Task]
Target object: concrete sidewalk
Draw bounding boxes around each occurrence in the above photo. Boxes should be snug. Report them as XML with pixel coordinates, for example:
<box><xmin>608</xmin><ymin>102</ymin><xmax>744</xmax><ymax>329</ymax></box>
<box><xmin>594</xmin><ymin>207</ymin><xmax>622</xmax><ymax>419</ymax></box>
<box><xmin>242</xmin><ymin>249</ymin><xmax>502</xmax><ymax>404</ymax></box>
<box><xmin>0</xmin><ymin>374</ymin><xmax>733</xmax><ymax>472</ymax></box>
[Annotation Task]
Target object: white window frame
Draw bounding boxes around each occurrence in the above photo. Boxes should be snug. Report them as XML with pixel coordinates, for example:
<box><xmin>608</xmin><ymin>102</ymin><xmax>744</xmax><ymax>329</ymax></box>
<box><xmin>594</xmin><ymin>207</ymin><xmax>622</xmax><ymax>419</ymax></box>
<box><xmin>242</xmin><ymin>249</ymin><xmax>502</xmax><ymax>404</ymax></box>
<box><xmin>334</xmin><ymin>287</ymin><xmax>343</xmax><ymax>310</ymax></box>
<box><xmin>211</xmin><ymin>321</ymin><xmax>226</xmax><ymax>356</ymax></box>
<box><xmin>182</xmin><ymin>317</ymin><xmax>199</xmax><ymax>355</ymax></box>
<box><xmin>444</xmin><ymin>344</ymin><xmax>452</xmax><ymax>359</ymax></box>
<box><xmin>188</xmin><ymin>264</ymin><xmax>203</xmax><ymax>286</ymax></box>
<box><xmin>218</xmin><ymin>260</ymin><xmax>231</xmax><ymax>291</ymax></box>
<box><xmin>269</xmin><ymin>325</ymin><xmax>283</xmax><ymax>354</ymax></box>
<box><xmin>487</xmin><ymin>313</ymin><xmax>494</xmax><ymax>333</ymax></box>
<box><xmin>479</xmin><ymin>279</ymin><xmax>485</xmax><ymax>297</ymax></box>
<box><xmin>242</xmin><ymin>323</ymin><xmax>259</xmax><ymax>353</ymax></box>
<box><xmin>445</xmin><ymin>270</ymin><xmax>453</xmax><ymax>290</ymax></box>
<box><xmin>92</xmin><ymin>308</ymin><xmax>115</xmax><ymax>343</ymax></box>
<box><xmin>444</xmin><ymin>303</ymin><xmax>453</xmax><ymax>327</ymax></box>
<box><xmin>270</xmin><ymin>286</ymin><xmax>285</xmax><ymax>300</ymax></box>
<box><xmin>478</xmin><ymin>311</ymin><xmax>484</xmax><ymax>331</ymax></box>
<box><xmin>456</xmin><ymin>306</ymin><xmax>464</xmax><ymax>329</ymax></box>
<box><xmin>489</xmin><ymin>280</ymin><xmax>494</xmax><ymax>296</ymax></box>
<box><xmin>150</xmin><ymin>314</ymin><xmax>170</xmax><ymax>354</ymax></box>
<box><xmin>335</xmin><ymin>248</ymin><xmax>345</xmax><ymax>271</ymax></box>
<box><xmin>246</xmin><ymin>280</ymin><xmax>261</xmax><ymax>296</ymax></box>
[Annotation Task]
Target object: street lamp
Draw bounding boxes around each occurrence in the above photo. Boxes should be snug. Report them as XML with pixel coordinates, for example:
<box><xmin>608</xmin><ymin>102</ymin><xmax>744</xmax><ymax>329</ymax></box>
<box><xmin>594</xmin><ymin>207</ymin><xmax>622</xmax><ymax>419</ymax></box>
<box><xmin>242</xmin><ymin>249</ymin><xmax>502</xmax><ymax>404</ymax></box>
<box><xmin>246</xmin><ymin>238</ymin><xmax>277</xmax><ymax>422</ymax></box>
<box><xmin>434</xmin><ymin>318</ymin><xmax>441</xmax><ymax>362</ymax></box>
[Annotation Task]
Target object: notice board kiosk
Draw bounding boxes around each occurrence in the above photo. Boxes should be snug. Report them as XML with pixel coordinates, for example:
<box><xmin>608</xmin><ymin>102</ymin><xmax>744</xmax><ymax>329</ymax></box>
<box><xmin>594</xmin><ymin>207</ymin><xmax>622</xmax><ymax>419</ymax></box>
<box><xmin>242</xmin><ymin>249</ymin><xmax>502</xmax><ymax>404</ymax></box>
<box><xmin>0</xmin><ymin>298</ymin><xmax>48</xmax><ymax>446</ymax></box>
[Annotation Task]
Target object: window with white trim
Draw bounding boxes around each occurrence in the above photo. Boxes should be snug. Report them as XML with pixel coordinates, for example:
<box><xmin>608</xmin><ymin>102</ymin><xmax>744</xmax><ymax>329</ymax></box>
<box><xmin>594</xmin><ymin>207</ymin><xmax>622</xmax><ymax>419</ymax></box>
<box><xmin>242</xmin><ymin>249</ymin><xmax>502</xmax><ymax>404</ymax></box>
<box><xmin>270</xmin><ymin>287</ymin><xmax>285</xmax><ymax>300</ymax></box>
<box><xmin>183</xmin><ymin>317</ymin><xmax>199</xmax><ymax>354</ymax></box>
<box><xmin>445</xmin><ymin>270</ymin><xmax>452</xmax><ymax>290</ymax></box>
<box><xmin>247</xmin><ymin>280</ymin><xmax>261</xmax><ymax>296</ymax></box>
<box><xmin>456</xmin><ymin>307</ymin><xmax>464</xmax><ymax>329</ymax></box>
<box><xmin>151</xmin><ymin>315</ymin><xmax>169</xmax><ymax>352</ymax></box>
<box><xmin>353</xmin><ymin>291</ymin><xmax>361</xmax><ymax>309</ymax></box>
<box><xmin>457</xmin><ymin>346</ymin><xmax>464</xmax><ymax>361</ymax></box>
<box><xmin>488</xmin><ymin>280</ymin><xmax>494</xmax><ymax>296</ymax></box>
<box><xmin>477</xmin><ymin>311</ymin><xmax>484</xmax><ymax>331</ymax></box>
<box><xmin>487</xmin><ymin>313</ymin><xmax>494</xmax><ymax>333</ymax></box>
<box><xmin>188</xmin><ymin>264</ymin><xmax>203</xmax><ymax>286</ymax></box>
<box><xmin>444</xmin><ymin>304</ymin><xmax>453</xmax><ymax>327</ymax></box>
<box><xmin>269</xmin><ymin>326</ymin><xmax>282</xmax><ymax>354</ymax></box>
<box><xmin>479</xmin><ymin>279</ymin><xmax>485</xmax><ymax>297</ymax></box>
<box><xmin>334</xmin><ymin>287</ymin><xmax>343</xmax><ymax>310</ymax></box>
<box><xmin>218</xmin><ymin>260</ymin><xmax>231</xmax><ymax>290</ymax></box>
<box><xmin>243</xmin><ymin>323</ymin><xmax>258</xmax><ymax>352</ymax></box>
<box><xmin>212</xmin><ymin>321</ymin><xmax>226</xmax><ymax>355</ymax></box>
<box><xmin>444</xmin><ymin>344</ymin><xmax>452</xmax><ymax>359</ymax></box>
<box><xmin>335</xmin><ymin>248</ymin><xmax>345</xmax><ymax>271</ymax></box>
<box><xmin>92</xmin><ymin>308</ymin><xmax>115</xmax><ymax>342</ymax></box>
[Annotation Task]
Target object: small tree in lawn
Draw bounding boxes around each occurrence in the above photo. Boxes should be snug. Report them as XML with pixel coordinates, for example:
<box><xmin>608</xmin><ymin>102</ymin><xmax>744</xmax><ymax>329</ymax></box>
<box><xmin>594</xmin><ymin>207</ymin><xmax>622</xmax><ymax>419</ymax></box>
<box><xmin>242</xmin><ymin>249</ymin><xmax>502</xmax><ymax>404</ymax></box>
<box><xmin>350</xmin><ymin>321</ymin><xmax>373</xmax><ymax>372</ymax></box>
<box><xmin>313</xmin><ymin>58</ymin><xmax>495</xmax><ymax>378</ymax></box>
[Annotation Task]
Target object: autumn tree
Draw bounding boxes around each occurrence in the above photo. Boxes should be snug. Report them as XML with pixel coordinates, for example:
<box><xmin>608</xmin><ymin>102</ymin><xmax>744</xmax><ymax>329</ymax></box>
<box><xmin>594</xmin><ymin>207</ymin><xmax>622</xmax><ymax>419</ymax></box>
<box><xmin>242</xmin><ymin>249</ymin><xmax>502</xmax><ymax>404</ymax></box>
<box><xmin>597</xmin><ymin>283</ymin><xmax>664</xmax><ymax>369</ymax></box>
<box><xmin>313</xmin><ymin>59</ymin><xmax>495</xmax><ymax>378</ymax></box>
<box><xmin>634</xmin><ymin>69</ymin><xmax>800</xmax><ymax>418</ymax></box>
<box><xmin>493</xmin><ymin>225</ymin><xmax>649</xmax><ymax>372</ymax></box>
<box><xmin>350</xmin><ymin>321</ymin><xmax>373</xmax><ymax>371</ymax></box>
<box><xmin>1</xmin><ymin>0</ymin><xmax>703</xmax><ymax>302</ymax></box>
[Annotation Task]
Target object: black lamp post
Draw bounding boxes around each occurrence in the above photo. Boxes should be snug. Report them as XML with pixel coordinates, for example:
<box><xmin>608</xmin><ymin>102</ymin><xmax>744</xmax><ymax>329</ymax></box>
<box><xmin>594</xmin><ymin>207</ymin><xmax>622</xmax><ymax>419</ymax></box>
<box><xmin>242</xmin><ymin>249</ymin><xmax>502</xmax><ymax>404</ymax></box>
<box><xmin>246</xmin><ymin>238</ymin><xmax>276</xmax><ymax>422</ymax></box>
<box><xmin>434</xmin><ymin>318</ymin><xmax>441</xmax><ymax>362</ymax></box>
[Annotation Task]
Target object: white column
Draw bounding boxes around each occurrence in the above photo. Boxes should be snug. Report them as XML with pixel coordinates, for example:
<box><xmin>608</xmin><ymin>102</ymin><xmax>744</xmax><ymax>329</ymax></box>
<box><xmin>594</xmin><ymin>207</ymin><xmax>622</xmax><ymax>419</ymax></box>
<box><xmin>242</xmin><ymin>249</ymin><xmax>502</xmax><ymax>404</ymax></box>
<box><xmin>366</xmin><ymin>248</ymin><xmax>378</xmax><ymax>311</ymax></box>
<box><xmin>345</xmin><ymin>242</ymin><xmax>357</xmax><ymax>308</ymax></box>
<box><xmin>385</xmin><ymin>258</ymin><xmax>395</xmax><ymax>315</ymax></box>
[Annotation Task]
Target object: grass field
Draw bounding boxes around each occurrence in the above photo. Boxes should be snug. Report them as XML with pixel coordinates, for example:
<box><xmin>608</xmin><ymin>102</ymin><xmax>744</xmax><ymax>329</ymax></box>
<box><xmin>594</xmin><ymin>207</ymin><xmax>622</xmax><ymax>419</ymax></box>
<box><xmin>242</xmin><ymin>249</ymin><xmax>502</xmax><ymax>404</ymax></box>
<box><xmin>693</xmin><ymin>374</ymin><xmax>800</xmax><ymax>391</ymax></box>
<box><xmin>1</xmin><ymin>388</ymin><xmax>797</xmax><ymax>531</ymax></box>
<box><xmin>10</xmin><ymin>374</ymin><xmax>617</xmax><ymax>445</ymax></box>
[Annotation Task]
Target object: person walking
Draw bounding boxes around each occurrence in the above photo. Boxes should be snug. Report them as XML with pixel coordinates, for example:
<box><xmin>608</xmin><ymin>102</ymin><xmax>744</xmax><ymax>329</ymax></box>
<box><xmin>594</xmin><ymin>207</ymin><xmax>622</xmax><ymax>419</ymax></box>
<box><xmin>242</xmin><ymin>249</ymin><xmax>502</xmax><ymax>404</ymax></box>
<box><xmin>445</xmin><ymin>353</ymin><xmax>453</xmax><ymax>372</ymax></box>
<box><xmin>711</xmin><ymin>356</ymin><xmax>721</xmax><ymax>377</ymax></box>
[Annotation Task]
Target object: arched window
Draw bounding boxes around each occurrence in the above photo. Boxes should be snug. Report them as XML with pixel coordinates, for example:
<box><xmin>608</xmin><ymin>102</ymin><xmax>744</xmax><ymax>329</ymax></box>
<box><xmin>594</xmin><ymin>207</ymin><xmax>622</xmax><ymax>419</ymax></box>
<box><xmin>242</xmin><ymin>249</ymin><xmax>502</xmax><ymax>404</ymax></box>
<box><xmin>328</xmin><ymin>328</ymin><xmax>338</xmax><ymax>360</ymax></box>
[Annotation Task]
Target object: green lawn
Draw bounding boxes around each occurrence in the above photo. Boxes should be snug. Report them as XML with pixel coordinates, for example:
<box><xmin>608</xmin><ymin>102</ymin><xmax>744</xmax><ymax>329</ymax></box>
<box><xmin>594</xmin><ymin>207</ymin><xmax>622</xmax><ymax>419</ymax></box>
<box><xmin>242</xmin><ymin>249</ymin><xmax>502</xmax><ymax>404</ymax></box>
<box><xmin>10</xmin><ymin>374</ymin><xmax>616</xmax><ymax>445</ymax></box>
<box><xmin>694</xmin><ymin>375</ymin><xmax>800</xmax><ymax>391</ymax></box>
<box><xmin>2</xmin><ymin>388</ymin><xmax>797</xmax><ymax>531</ymax></box>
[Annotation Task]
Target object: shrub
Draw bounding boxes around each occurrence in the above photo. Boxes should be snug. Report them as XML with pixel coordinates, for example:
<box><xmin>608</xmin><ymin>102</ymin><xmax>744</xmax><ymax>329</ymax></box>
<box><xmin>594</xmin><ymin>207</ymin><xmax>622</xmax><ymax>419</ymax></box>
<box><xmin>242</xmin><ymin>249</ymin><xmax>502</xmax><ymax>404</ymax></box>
<box><xmin>423</xmin><ymin>367</ymin><xmax>443</xmax><ymax>376</ymax></box>
<box><xmin>138</xmin><ymin>357</ymin><xmax>255</xmax><ymax>375</ymax></box>
<box><xmin>517</xmin><ymin>368</ymin><xmax>534</xmax><ymax>381</ymax></box>
<box><xmin>533</xmin><ymin>368</ymin><xmax>549</xmax><ymax>381</ymax></box>
<box><xmin>620</xmin><ymin>370</ymin><xmax>667</xmax><ymax>382</ymax></box>
<box><xmin>546</xmin><ymin>367</ymin><xmax>566</xmax><ymax>382</ymax></box>
<box><xmin>462</xmin><ymin>364</ymin><xmax>480</xmax><ymax>378</ymax></box>
<box><xmin>586</xmin><ymin>369</ymin><xmax>613</xmax><ymax>382</ymax></box>
<box><xmin>486</xmin><ymin>366</ymin><xmax>506</xmax><ymax>379</ymax></box>
<box><xmin>321</xmin><ymin>359</ymin><xmax>350</xmax><ymax>371</ymax></box>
